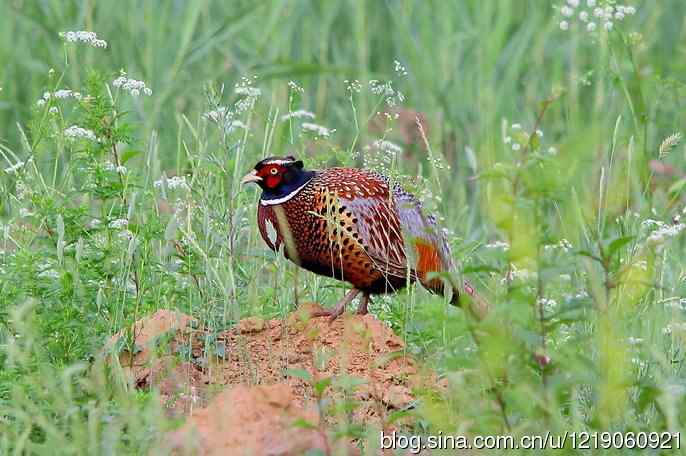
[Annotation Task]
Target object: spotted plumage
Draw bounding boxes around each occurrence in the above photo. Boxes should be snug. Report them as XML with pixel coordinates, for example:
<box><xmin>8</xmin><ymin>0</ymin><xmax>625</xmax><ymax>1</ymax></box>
<box><xmin>242</xmin><ymin>156</ymin><xmax>471</xmax><ymax>319</ymax></box>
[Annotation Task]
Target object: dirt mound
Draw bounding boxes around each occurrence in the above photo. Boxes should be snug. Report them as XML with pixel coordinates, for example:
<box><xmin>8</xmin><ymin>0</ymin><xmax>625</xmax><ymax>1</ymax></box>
<box><xmin>165</xmin><ymin>383</ymin><xmax>358</xmax><ymax>455</ymax></box>
<box><xmin>109</xmin><ymin>303</ymin><xmax>440</xmax><ymax>454</ymax></box>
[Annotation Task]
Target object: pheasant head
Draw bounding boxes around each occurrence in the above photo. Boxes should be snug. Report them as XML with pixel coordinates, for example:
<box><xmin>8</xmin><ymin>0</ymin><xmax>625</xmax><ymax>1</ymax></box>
<box><xmin>240</xmin><ymin>156</ymin><xmax>315</xmax><ymax>204</ymax></box>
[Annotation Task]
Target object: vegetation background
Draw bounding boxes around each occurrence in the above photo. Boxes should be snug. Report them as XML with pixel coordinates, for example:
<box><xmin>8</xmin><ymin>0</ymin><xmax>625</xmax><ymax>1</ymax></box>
<box><xmin>1</xmin><ymin>0</ymin><xmax>685</xmax><ymax>453</ymax></box>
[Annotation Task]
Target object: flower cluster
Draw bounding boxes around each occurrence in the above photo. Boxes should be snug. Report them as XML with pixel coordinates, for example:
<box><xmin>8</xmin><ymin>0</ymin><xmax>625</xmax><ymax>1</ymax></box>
<box><xmin>281</xmin><ymin>110</ymin><xmax>315</xmax><ymax>122</ymax></box>
<box><xmin>544</xmin><ymin>238</ymin><xmax>573</xmax><ymax>253</ymax></box>
<box><xmin>64</xmin><ymin>125</ymin><xmax>98</xmax><ymax>142</ymax></box>
<box><xmin>234</xmin><ymin>76</ymin><xmax>261</xmax><ymax>112</ymax></box>
<box><xmin>369</xmin><ymin>139</ymin><xmax>402</xmax><ymax>155</ymax></box>
<box><xmin>344</xmin><ymin>79</ymin><xmax>362</xmax><ymax>94</ymax></box>
<box><xmin>108</xmin><ymin>219</ymin><xmax>129</xmax><ymax>229</ymax></box>
<box><xmin>646</xmin><ymin>221</ymin><xmax>685</xmax><ymax>245</ymax></box>
<box><xmin>59</xmin><ymin>31</ymin><xmax>108</xmax><ymax>48</ymax></box>
<box><xmin>393</xmin><ymin>60</ymin><xmax>408</xmax><ymax>77</ymax></box>
<box><xmin>503</xmin><ymin>122</ymin><xmax>543</xmax><ymax>152</ymax></box>
<box><xmin>202</xmin><ymin>107</ymin><xmax>247</xmax><ymax>134</ymax></box>
<box><xmin>665</xmin><ymin>298</ymin><xmax>686</xmax><ymax>311</ymax></box>
<box><xmin>663</xmin><ymin>322</ymin><xmax>686</xmax><ymax>335</ymax></box>
<box><xmin>369</xmin><ymin>80</ymin><xmax>405</xmax><ymax>107</ymax></box>
<box><xmin>287</xmin><ymin>80</ymin><xmax>304</xmax><ymax>93</ymax></box>
<box><xmin>537</xmin><ymin>297</ymin><xmax>559</xmax><ymax>313</ymax></box>
<box><xmin>235</xmin><ymin>86</ymin><xmax>261</xmax><ymax>97</ymax></box>
<box><xmin>112</xmin><ymin>73</ymin><xmax>153</xmax><ymax>96</ymax></box>
<box><xmin>558</xmin><ymin>1</ymin><xmax>637</xmax><ymax>33</ymax></box>
<box><xmin>154</xmin><ymin>175</ymin><xmax>190</xmax><ymax>191</ymax></box>
<box><xmin>202</xmin><ymin>106</ymin><xmax>231</xmax><ymax>123</ymax></box>
<box><xmin>4</xmin><ymin>160</ymin><xmax>26</xmax><ymax>174</ymax></box>
<box><xmin>301</xmin><ymin>122</ymin><xmax>335</xmax><ymax>138</ymax></box>
<box><xmin>103</xmin><ymin>161</ymin><xmax>127</xmax><ymax>174</ymax></box>
<box><xmin>484</xmin><ymin>240</ymin><xmax>511</xmax><ymax>251</ymax></box>
<box><xmin>37</xmin><ymin>89</ymin><xmax>83</xmax><ymax>107</ymax></box>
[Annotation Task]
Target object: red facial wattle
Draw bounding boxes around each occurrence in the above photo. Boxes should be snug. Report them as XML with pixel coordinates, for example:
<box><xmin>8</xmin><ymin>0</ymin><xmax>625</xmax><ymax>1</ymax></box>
<box><xmin>265</xmin><ymin>174</ymin><xmax>281</xmax><ymax>189</ymax></box>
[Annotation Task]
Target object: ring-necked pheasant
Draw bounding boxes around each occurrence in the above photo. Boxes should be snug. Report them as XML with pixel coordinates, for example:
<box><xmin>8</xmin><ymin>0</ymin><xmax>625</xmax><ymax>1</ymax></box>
<box><xmin>241</xmin><ymin>156</ymin><xmax>486</xmax><ymax>320</ymax></box>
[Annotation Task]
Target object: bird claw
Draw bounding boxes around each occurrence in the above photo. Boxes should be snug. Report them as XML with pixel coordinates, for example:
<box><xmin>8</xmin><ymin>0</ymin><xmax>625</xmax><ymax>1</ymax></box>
<box><xmin>309</xmin><ymin>289</ymin><xmax>361</xmax><ymax>323</ymax></box>
<box><xmin>310</xmin><ymin>305</ymin><xmax>346</xmax><ymax>322</ymax></box>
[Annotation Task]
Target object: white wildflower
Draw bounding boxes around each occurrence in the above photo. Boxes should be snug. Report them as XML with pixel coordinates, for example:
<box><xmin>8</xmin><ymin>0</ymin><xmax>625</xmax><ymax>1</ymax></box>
<box><xmin>38</xmin><ymin>269</ymin><xmax>60</xmax><ymax>279</ymax></box>
<box><xmin>281</xmin><ymin>110</ymin><xmax>316</xmax><ymax>122</ymax></box>
<box><xmin>287</xmin><ymin>80</ymin><xmax>304</xmax><ymax>93</ymax></box>
<box><xmin>647</xmin><ymin>223</ymin><xmax>685</xmax><ymax>245</ymax></box>
<box><xmin>36</xmin><ymin>99</ymin><xmax>46</xmax><ymax>107</ymax></box>
<box><xmin>502</xmin><ymin>264</ymin><xmax>537</xmax><ymax>284</ymax></box>
<box><xmin>535</xmin><ymin>129</ymin><xmax>544</xmax><ymax>137</ymax></box>
<box><xmin>104</xmin><ymin>161</ymin><xmax>127</xmax><ymax>174</ymax></box>
<box><xmin>626</xmin><ymin>337</ymin><xmax>643</xmax><ymax>345</ymax></box>
<box><xmin>586</xmin><ymin>0</ymin><xmax>596</xmax><ymax>7</ymax></box>
<box><xmin>512</xmin><ymin>143</ymin><xmax>521</xmax><ymax>151</ymax></box>
<box><xmin>665</xmin><ymin>298</ymin><xmax>686</xmax><ymax>311</ymax></box>
<box><xmin>537</xmin><ymin>297</ymin><xmax>558</xmax><ymax>313</ymax></box>
<box><xmin>118</xmin><ymin>230</ymin><xmax>134</xmax><ymax>241</ymax></box>
<box><xmin>560</xmin><ymin>20</ymin><xmax>570</xmax><ymax>30</ymax></box>
<box><xmin>235</xmin><ymin>86</ymin><xmax>261</xmax><ymax>97</ymax></box>
<box><xmin>87</xmin><ymin>219</ymin><xmax>102</xmax><ymax>229</ymax></box>
<box><xmin>641</xmin><ymin>218</ymin><xmax>663</xmax><ymax>228</ymax></box>
<box><xmin>64</xmin><ymin>125</ymin><xmax>98</xmax><ymax>142</ymax></box>
<box><xmin>369</xmin><ymin>80</ymin><xmax>403</xmax><ymax>106</ymax></box>
<box><xmin>154</xmin><ymin>175</ymin><xmax>190</xmax><ymax>191</ymax></box>
<box><xmin>663</xmin><ymin>323</ymin><xmax>686</xmax><ymax>335</ymax></box>
<box><xmin>604</xmin><ymin>21</ymin><xmax>613</xmax><ymax>31</ymax></box>
<box><xmin>587</xmin><ymin>22</ymin><xmax>597</xmax><ymax>32</ymax></box>
<box><xmin>344</xmin><ymin>79</ymin><xmax>362</xmax><ymax>93</ymax></box>
<box><xmin>112</xmin><ymin>72</ymin><xmax>152</xmax><ymax>96</ymax></box>
<box><xmin>579</xmin><ymin>11</ymin><xmax>589</xmax><ymax>22</ymax></box>
<box><xmin>561</xmin><ymin>6</ymin><xmax>574</xmax><ymax>17</ymax></box>
<box><xmin>54</xmin><ymin>89</ymin><xmax>82</xmax><ymax>99</ymax></box>
<box><xmin>59</xmin><ymin>30</ymin><xmax>108</xmax><ymax>48</ymax></box>
<box><xmin>370</xmin><ymin>139</ymin><xmax>402</xmax><ymax>155</ymax></box>
<box><xmin>108</xmin><ymin>219</ymin><xmax>129</xmax><ymax>229</ymax></box>
<box><xmin>202</xmin><ymin>106</ymin><xmax>232</xmax><ymax>123</ymax></box>
<box><xmin>625</xmin><ymin>6</ymin><xmax>636</xmax><ymax>15</ymax></box>
<box><xmin>301</xmin><ymin>122</ymin><xmax>335</xmax><ymax>138</ymax></box>
<box><xmin>504</xmin><ymin>136</ymin><xmax>512</xmax><ymax>144</ymax></box>
<box><xmin>4</xmin><ymin>161</ymin><xmax>25</xmax><ymax>174</ymax></box>
<box><xmin>547</xmin><ymin>146</ymin><xmax>558</xmax><ymax>156</ymax></box>
<box><xmin>394</xmin><ymin>59</ymin><xmax>408</xmax><ymax>76</ymax></box>
<box><xmin>484</xmin><ymin>240</ymin><xmax>510</xmax><ymax>251</ymax></box>
<box><xmin>511</xmin><ymin>123</ymin><xmax>522</xmax><ymax>131</ymax></box>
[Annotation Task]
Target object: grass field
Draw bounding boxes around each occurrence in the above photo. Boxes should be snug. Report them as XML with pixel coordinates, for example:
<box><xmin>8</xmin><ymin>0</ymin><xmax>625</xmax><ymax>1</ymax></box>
<box><xmin>1</xmin><ymin>0</ymin><xmax>686</xmax><ymax>453</ymax></box>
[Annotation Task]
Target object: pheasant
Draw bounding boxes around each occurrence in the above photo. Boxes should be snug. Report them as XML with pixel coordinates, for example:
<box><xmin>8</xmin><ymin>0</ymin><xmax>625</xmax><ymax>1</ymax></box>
<box><xmin>241</xmin><ymin>156</ymin><xmax>486</xmax><ymax>320</ymax></box>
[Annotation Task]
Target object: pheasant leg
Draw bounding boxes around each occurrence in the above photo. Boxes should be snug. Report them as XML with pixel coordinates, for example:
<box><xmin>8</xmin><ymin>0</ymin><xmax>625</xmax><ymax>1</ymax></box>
<box><xmin>356</xmin><ymin>293</ymin><xmax>370</xmax><ymax>315</ymax></box>
<box><xmin>311</xmin><ymin>288</ymin><xmax>361</xmax><ymax>322</ymax></box>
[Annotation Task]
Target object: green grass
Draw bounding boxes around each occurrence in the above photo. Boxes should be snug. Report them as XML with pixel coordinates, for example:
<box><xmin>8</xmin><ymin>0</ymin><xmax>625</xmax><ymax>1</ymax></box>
<box><xmin>1</xmin><ymin>0</ymin><xmax>686</xmax><ymax>454</ymax></box>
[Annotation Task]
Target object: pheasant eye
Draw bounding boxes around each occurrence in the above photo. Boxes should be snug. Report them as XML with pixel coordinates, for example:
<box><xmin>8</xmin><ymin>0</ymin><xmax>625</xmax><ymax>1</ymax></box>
<box><xmin>270</xmin><ymin>168</ymin><xmax>279</xmax><ymax>175</ymax></box>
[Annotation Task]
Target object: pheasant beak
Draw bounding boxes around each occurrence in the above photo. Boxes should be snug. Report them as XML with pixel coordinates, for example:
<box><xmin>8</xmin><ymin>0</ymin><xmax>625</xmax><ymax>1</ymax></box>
<box><xmin>240</xmin><ymin>170</ymin><xmax>262</xmax><ymax>185</ymax></box>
